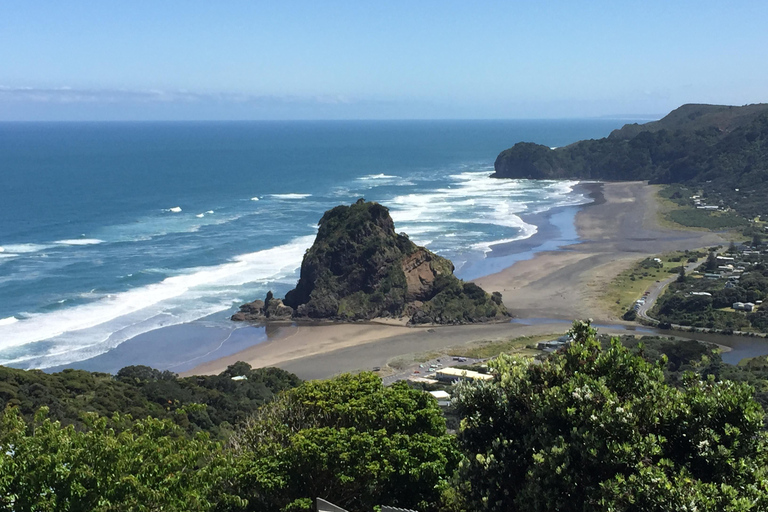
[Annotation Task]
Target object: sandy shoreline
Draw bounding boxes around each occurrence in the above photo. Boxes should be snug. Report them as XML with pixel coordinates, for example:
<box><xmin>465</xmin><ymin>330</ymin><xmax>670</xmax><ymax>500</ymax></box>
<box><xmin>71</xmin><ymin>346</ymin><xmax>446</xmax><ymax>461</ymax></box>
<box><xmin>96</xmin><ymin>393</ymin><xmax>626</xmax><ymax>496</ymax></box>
<box><xmin>183</xmin><ymin>181</ymin><xmax>729</xmax><ymax>379</ymax></box>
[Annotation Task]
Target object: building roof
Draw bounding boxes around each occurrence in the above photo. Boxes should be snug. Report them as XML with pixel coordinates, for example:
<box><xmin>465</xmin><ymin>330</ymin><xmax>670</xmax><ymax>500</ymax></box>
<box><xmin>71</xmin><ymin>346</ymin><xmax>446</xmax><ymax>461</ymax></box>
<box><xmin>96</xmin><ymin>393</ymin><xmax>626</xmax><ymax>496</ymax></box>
<box><xmin>429</xmin><ymin>390</ymin><xmax>451</xmax><ymax>400</ymax></box>
<box><xmin>436</xmin><ymin>367</ymin><xmax>494</xmax><ymax>381</ymax></box>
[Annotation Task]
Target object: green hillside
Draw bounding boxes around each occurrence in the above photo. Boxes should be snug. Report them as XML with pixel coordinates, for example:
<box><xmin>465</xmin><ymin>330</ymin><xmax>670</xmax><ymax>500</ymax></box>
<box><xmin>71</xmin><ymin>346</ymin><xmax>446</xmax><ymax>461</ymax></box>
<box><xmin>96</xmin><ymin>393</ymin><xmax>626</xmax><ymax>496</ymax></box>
<box><xmin>493</xmin><ymin>103</ymin><xmax>768</xmax><ymax>219</ymax></box>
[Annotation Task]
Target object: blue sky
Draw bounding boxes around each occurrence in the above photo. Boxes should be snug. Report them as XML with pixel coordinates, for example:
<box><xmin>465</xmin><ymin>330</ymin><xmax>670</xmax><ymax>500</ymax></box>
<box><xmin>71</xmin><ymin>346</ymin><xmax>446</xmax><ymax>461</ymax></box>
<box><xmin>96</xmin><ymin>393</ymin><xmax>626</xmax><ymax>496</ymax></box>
<box><xmin>1</xmin><ymin>1</ymin><xmax>766</xmax><ymax>120</ymax></box>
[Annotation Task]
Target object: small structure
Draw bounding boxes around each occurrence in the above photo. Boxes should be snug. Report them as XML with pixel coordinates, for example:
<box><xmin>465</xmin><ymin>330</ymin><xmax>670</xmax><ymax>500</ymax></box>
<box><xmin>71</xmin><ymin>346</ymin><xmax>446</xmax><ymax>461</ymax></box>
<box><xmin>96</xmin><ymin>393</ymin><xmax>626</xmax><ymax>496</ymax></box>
<box><xmin>316</xmin><ymin>498</ymin><xmax>349</xmax><ymax>512</ymax></box>
<box><xmin>230</xmin><ymin>375</ymin><xmax>248</xmax><ymax>381</ymax></box>
<box><xmin>733</xmin><ymin>302</ymin><xmax>755</xmax><ymax>312</ymax></box>
<box><xmin>428</xmin><ymin>390</ymin><xmax>452</xmax><ymax>406</ymax></box>
<box><xmin>690</xmin><ymin>292</ymin><xmax>712</xmax><ymax>297</ymax></box>
<box><xmin>435</xmin><ymin>367</ymin><xmax>493</xmax><ymax>383</ymax></box>
<box><xmin>315</xmin><ymin>498</ymin><xmax>419</xmax><ymax>512</ymax></box>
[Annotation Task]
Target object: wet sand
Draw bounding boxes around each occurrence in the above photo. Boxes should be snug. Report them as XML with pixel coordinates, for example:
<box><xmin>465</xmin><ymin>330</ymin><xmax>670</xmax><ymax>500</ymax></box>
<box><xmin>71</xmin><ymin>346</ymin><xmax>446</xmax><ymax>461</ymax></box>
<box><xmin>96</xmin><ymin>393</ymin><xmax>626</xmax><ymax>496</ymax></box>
<box><xmin>184</xmin><ymin>182</ymin><xmax>729</xmax><ymax>379</ymax></box>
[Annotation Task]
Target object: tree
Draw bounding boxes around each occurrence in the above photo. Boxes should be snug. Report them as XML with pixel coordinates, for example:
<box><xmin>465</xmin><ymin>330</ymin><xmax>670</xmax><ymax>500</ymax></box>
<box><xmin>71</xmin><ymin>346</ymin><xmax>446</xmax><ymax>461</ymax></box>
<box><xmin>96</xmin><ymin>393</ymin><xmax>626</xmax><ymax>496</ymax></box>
<box><xmin>0</xmin><ymin>406</ymin><xmax>242</xmax><ymax>511</ymax></box>
<box><xmin>704</xmin><ymin>250</ymin><xmax>718</xmax><ymax>272</ymax></box>
<box><xmin>230</xmin><ymin>372</ymin><xmax>460</xmax><ymax>512</ymax></box>
<box><xmin>454</xmin><ymin>320</ymin><xmax>768</xmax><ymax>512</ymax></box>
<box><xmin>677</xmin><ymin>264</ymin><xmax>686</xmax><ymax>283</ymax></box>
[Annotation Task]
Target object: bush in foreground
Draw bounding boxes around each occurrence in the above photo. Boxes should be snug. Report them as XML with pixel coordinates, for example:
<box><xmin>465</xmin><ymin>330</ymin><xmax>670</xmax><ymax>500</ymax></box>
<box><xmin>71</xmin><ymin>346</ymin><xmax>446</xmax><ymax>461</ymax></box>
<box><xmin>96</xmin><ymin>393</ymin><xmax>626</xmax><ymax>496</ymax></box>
<box><xmin>455</xmin><ymin>320</ymin><xmax>768</xmax><ymax>512</ymax></box>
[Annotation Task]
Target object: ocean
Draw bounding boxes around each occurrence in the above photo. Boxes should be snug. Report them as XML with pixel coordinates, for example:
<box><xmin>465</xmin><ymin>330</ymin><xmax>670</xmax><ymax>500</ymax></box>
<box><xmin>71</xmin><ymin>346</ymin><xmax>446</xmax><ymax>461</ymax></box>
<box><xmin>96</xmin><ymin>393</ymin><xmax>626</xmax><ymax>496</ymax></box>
<box><xmin>0</xmin><ymin>119</ymin><xmax>632</xmax><ymax>371</ymax></box>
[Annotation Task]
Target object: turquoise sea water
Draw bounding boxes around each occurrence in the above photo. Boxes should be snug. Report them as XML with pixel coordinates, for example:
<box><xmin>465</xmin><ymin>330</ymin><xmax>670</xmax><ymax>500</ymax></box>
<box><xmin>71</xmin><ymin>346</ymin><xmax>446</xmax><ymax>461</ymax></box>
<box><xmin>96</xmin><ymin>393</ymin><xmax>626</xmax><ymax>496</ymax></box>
<box><xmin>0</xmin><ymin>120</ymin><xmax>633</xmax><ymax>370</ymax></box>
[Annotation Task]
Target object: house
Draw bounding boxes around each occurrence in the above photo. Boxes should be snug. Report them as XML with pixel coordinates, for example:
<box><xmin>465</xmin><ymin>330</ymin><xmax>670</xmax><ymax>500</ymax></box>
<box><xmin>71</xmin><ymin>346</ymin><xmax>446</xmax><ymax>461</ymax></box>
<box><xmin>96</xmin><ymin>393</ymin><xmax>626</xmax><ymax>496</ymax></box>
<box><xmin>428</xmin><ymin>390</ymin><xmax>452</xmax><ymax>407</ymax></box>
<box><xmin>733</xmin><ymin>302</ymin><xmax>755</xmax><ymax>312</ymax></box>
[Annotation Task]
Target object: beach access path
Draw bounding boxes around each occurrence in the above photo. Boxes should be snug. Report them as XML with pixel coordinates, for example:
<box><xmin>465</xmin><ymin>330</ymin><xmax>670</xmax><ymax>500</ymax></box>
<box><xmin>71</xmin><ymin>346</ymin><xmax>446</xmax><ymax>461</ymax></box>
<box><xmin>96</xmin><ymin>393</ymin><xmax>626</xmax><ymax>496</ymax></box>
<box><xmin>184</xmin><ymin>181</ymin><xmax>729</xmax><ymax>380</ymax></box>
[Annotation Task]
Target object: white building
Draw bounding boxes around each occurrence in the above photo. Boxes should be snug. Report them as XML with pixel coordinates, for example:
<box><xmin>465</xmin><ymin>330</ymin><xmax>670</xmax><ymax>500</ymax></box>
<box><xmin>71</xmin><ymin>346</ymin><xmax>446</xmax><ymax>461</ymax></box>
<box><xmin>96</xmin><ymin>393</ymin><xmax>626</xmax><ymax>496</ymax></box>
<box><xmin>435</xmin><ymin>367</ymin><xmax>494</xmax><ymax>383</ymax></box>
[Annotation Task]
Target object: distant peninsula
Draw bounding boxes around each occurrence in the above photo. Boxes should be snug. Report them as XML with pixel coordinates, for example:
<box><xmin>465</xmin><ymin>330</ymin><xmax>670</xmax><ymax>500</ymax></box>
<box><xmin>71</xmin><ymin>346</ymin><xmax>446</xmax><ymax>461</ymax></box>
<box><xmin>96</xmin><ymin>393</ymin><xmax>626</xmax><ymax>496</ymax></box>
<box><xmin>493</xmin><ymin>103</ymin><xmax>768</xmax><ymax>219</ymax></box>
<box><xmin>233</xmin><ymin>199</ymin><xmax>509</xmax><ymax>325</ymax></box>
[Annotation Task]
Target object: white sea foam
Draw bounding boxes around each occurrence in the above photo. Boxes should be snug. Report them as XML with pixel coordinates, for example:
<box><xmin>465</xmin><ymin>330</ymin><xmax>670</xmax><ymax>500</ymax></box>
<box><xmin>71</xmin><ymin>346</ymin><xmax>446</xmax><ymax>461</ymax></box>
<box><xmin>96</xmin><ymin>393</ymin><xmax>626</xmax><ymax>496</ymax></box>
<box><xmin>250</xmin><ymin>197</ymin><xmax>259</xmax><ymax>201</ymax></box>
<box><xmin>0</xmin><ymin>235</ymin><xmax>315</xmax><ymax>367</ymax></box>
<box><xmin>471</xmin><ymin>229</ymin><xmax>539</xmax><ymax>254</ymax></box>
<box><xmin>269</xmin><ymin>193</ymin><xmax>311</xmax><ymax>199</ymax></box>
<box><xmin>54</xmin><ymin>238</ymin><xmax>104</xmax><ymax>246</ymax></box>
<box><xmin>0</xmin><ymin>316</ymin><xmax>18</xmax><ymax>326</ymax></box>
<box><xmin>0</xmin><ymin>247</ymin><xmax>3</xmax><ymax>253</ymax></box>
<box><xmin>206</xmin><ymin>210</ymin><xmax>214</xmax><ymax>214</ymax></box>
<box><xmin>357</xmin><ymin>173</ymin><xmax>397</xmax><ymax>180</ymax></box>
<box><xmin>1</xmin><ymin>243</ymin><xmax>51</xmax><ymax>254</ymax></box>
<box><xmin>196</xmin><ymin>213</ymin><xmax>205</xmax><ymax>218</ymax></box>
<box><xmin>166</xmin><ymin>206</ymin><xmax>182</xmax><ymax>213</ymax></box>
<box><xmin>387</xmin><ymin>171</ymin><xmax>581</xmax><ymax>253</ymax></box>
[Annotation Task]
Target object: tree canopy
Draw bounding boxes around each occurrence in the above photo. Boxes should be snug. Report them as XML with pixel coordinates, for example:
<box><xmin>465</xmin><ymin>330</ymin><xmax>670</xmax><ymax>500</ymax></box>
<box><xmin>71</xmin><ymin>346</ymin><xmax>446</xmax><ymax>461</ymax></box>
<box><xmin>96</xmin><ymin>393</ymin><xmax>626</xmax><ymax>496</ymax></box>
<box><xmin>230</xmin><ymin>372</ymin><xmax>461</xmax><ymax>512</ymax></box>
<box><xmin>455</xmin><ymin>320</ymin><xmax>768</xmax><ymax>512</ymax></box>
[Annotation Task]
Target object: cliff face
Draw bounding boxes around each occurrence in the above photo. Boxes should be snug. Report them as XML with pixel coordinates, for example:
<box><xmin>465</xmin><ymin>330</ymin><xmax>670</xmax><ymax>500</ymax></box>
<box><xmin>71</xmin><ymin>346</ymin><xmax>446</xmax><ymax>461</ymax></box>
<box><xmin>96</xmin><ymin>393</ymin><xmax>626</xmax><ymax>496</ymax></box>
<box><xmin>235</xmin><ymin>199</ymin><xmax>508</xmax><ymax>324</ymax></box>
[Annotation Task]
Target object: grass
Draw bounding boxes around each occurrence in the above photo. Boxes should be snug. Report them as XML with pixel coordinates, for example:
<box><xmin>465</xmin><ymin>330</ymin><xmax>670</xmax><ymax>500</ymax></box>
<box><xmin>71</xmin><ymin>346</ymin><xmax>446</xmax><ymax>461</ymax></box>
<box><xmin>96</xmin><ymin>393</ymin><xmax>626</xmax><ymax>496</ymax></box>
<box><xmin>446</xmin><ymin>333</ymin><xmax>561</xmax><ymax>359</ymax></box>
<box><xmin>655</xmin><ymin>185</ymin><xmax>748</xmax><ymax>233</ymax></box>
<box><xmin>602</xmin><ymin>251</ymin><xmax>704</xmax><ymax>317</ymax></box>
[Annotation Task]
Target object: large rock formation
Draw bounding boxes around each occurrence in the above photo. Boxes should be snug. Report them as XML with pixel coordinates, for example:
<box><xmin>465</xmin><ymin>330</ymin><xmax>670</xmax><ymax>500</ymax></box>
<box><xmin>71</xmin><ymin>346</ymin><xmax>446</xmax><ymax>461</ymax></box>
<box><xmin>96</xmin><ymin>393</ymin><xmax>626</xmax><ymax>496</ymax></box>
<box><xmin>233</xmin><ymin>199</ymin><xmax>509</xmax><ymax>325</ymax></box>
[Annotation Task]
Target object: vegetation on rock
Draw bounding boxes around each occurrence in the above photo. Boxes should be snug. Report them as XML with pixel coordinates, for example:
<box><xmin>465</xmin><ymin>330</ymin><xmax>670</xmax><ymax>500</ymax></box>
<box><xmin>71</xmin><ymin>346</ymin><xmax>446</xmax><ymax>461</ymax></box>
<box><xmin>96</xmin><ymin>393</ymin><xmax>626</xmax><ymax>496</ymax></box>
<box><xmin>280</xmin><ymin>199</ymin><xmax>508</xmax><ymax>324</ymax></box>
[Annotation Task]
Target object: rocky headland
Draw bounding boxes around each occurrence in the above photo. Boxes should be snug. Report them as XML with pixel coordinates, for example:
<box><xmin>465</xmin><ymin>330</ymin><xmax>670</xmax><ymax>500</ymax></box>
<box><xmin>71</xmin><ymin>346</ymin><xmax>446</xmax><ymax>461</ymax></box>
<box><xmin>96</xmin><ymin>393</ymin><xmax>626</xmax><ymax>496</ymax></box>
<box><xmin>233</xmin><ymin>199</ymin><xmax>508</xmax><ymax>325</ymax></box>
<box><xmin>492</xmin><ymin>103</ymin><xmax>768</xmax><ymax>219</ymax></box>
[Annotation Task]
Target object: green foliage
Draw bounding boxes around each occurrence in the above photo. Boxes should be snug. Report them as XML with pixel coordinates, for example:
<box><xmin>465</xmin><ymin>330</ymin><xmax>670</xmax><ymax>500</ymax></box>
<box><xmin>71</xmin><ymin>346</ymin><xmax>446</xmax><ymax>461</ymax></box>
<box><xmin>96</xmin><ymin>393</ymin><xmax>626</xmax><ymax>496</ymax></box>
<box><xmin>231</xmin><ymin>372</ymin><xmax>461</xmax><ymax>512</ymax></box>
<box><xmin>411</xmin><ymin>278</ymin><xmax>507</xmax><ymax>324</ymax></box>
<box><xmin>0</xmin><ymin>363</ymin><xmax>301</xmax><ymax>437</ymax></box>
<box><xmin>0</xmin><ymin>407</ymin><xmax>243</xmax><ymax>511</ymax></box>
<box><xmin>454</xmin><ymin>320</ymin><xmax>768</xmax><ymax>512</ymax></box>
<box><xmin>668</xmin><ymin>208</ymin><xmax>748</xmax><ymax>229</ymax></box>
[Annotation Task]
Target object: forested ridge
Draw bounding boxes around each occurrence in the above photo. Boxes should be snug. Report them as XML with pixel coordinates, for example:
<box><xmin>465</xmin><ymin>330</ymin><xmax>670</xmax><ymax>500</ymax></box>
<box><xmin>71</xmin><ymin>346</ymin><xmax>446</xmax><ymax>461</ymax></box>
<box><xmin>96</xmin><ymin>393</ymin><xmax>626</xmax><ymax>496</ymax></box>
<box><xmin>0</xmin><ymin>362</ymin><xmax>300</xmax><ymax>438</ymax></box>
<box><xmin>493</xmin><ymin>104</ymin><xmax>768</xmax><ymax>219</ymax></box>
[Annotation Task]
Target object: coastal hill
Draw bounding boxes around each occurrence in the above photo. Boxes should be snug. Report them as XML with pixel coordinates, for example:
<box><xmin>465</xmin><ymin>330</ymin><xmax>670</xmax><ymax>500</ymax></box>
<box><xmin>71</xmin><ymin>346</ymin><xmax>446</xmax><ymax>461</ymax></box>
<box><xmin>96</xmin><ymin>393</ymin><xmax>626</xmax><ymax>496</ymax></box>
<box><xmin>493</xmin><ymin>103</ymin><xmax>768</xmax><ymax>218</ymax></box>
<box><xmin>234</xmin><ymin>199</ymin><xmax>508</xmax><ymax>324</ymax></box>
